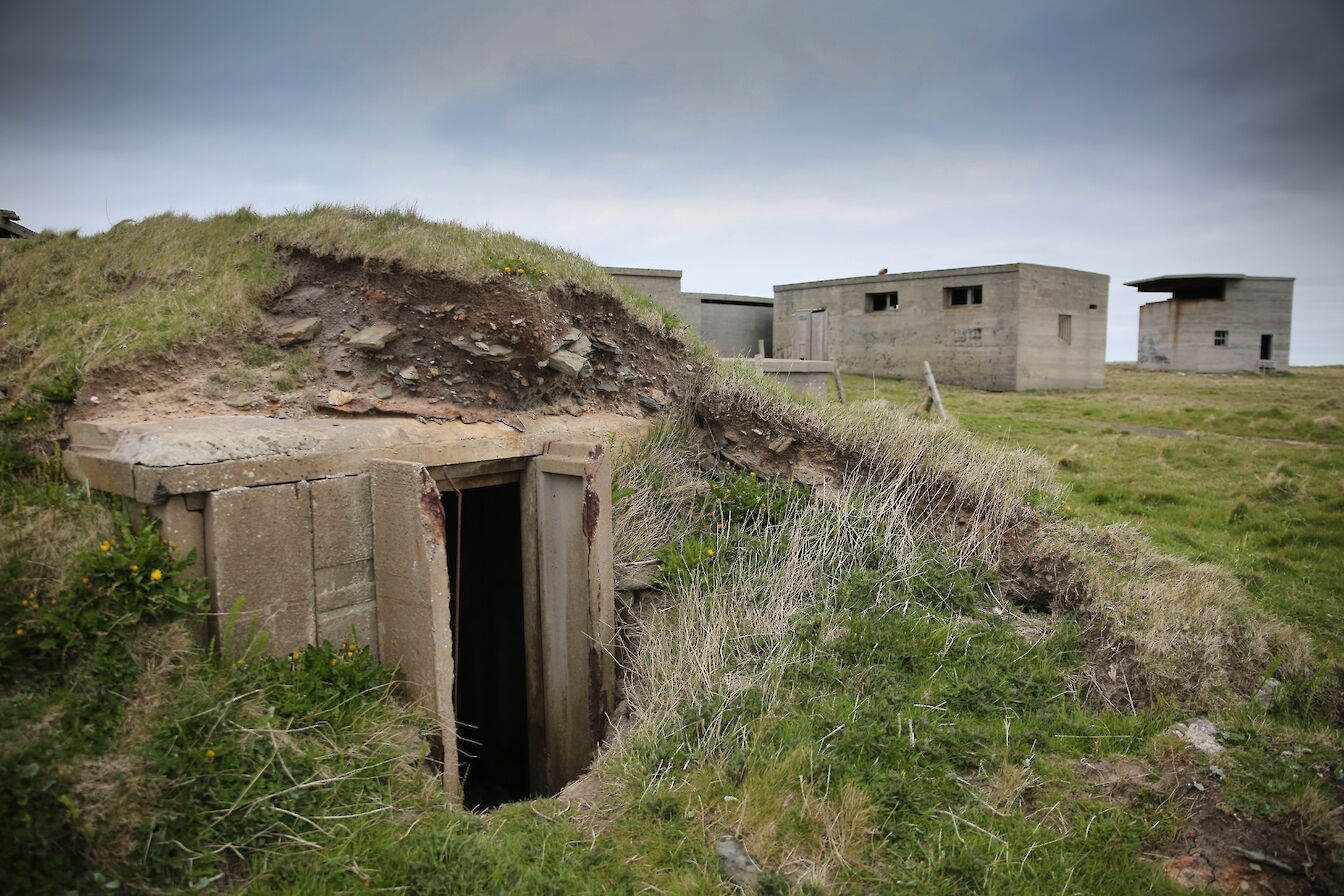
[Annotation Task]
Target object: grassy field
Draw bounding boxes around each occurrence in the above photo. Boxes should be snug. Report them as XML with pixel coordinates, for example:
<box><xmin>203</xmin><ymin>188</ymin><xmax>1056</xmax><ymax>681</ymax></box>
<box><xmin>843</xmin><ymin>365</ymin><xmax>1344</xmax><ymax>653</ymax></box>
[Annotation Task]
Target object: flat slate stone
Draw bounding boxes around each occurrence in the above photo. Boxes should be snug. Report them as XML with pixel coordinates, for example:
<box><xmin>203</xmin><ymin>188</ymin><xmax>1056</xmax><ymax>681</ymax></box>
<box><xmin>349</xmin><ymin>325</ymin><xmax>399</xmax><ymax>351</ymax></box>
<box><xmin>277</xmin><ymin>316</ymin><xmax>323</xmax><ymax>346</ymax></box>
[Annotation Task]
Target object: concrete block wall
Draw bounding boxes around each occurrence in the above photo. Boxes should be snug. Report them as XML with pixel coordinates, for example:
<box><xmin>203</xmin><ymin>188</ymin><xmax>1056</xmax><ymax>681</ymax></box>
<box><xmin>311</xmin><ymin>475</ymin><xmax>378</xmax><ymax>652</ymax></box>
<box><xmin>773</xmin><ymin>265</ymin><xmax>1023</xmax><ymax>391</ymax></box>
<box><xmin>1013</xmin><ymin>266</ymin><xmax>1108</xmax><ymax>390</ymax></box>
<box><xmin>201</xmin><ymin>474</ymin><xmax>377</xmax><ymax>658</ymax></box>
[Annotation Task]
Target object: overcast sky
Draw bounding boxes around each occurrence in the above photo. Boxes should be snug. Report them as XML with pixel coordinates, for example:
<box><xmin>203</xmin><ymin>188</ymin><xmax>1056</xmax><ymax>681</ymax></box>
<box><xmin>4</xmin><ymin>0</ymin><xmax>1342</xmax><ymax>363</ymax></box>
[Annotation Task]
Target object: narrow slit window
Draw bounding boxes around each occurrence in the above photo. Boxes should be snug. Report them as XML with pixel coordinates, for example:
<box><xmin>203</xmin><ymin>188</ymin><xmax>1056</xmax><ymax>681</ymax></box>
<box><xmin>866</xmin><ymin>291</ymin><xmax>899</xmax><ymax>312</ymax></box>
<box><xmin>1058</xmin><ymin>314</ymin><xmax>1072</xmax><ymax>344</ymax></box>
<box><xmin>945</xmin><ymin>285</ymin><xmax>983</xmax><ymax>307</ymax></box>
<box><xmin>1214</xmin><ymin>330</ymin><xmax>1228</xmax><ymax>347</ymax></box>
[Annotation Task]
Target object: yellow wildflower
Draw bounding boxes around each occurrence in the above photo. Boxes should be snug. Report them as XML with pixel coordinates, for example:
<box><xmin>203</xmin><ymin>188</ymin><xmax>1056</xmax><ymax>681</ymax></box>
<box><xmin>330</xmin><ymin>658</ymin><xmax>339</xmax><ymax>667</ymax></box>
<box><xmin>206</xmin><ymin>749</ymin><xmax>216</xmax><ymax>760</ymax></box>
<box><xmin>706</xmin><ymin>548</ymin><xmax>715</xmax><ymax>557</ymax></box>
<box><xmin>81</xmin><ymin>576</ymin><xmax>89</xmax><ymax>585</ymax></box>
<box><xmin>24</xmin><ymin>416</ymin><xmax>32</xmax><ymax>422</ymax></box>
<box><xmin>100</xmin><ymin>541</ymin><xmax>111</xmax><ymax>552</ymax></box>
<box><xmin>503</xmin><ymin>266</ymin><xmax>512</xmax><ymax>274</ymax></box>
<box><xmin>15</xmin><ymin>626</ymin><xmax>25</xmax><ymax>636</ymax></box>
<box><xmin>150</xmin><ymin>569</ymin><xmax>163</xmax><ymax>582</ymax></box>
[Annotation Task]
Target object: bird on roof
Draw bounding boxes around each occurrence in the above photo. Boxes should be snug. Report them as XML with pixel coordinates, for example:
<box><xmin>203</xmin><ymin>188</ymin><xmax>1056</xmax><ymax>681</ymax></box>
<box><xmin>877</xmin><ymin>267</ymin><xmax>888</xmax><ymax>275</ymax></box>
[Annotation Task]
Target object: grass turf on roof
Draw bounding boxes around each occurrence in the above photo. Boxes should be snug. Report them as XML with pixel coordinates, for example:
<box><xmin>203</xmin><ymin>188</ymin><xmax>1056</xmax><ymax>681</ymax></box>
<box><xmin>0</xmin><ymin>205</ymin><xmax>624</xmax><ymax>395</ymax></box>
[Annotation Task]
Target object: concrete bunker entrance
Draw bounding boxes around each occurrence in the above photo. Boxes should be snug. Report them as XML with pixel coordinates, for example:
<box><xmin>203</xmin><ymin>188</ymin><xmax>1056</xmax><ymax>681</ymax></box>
<box><xmin>441</xmin><ymin>477</ymin><xmax>530</xmax><ymax>810</ymax></box>
<box><xmin>62</xmin><ymin>414</ymin><xmax>635</xmax><ymax>811</ymax></box>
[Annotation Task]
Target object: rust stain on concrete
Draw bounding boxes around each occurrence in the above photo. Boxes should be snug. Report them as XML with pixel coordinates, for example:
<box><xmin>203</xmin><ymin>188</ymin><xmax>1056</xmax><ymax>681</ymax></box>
<box><xmin>417</xmin><ymin>468</ymin><xmax>446</xmax><ymax>543</ymax></box>
<box><xmin>582</xmin><ymin>482</ymin><xmax>600</xmax><ymax>544</ymax></box>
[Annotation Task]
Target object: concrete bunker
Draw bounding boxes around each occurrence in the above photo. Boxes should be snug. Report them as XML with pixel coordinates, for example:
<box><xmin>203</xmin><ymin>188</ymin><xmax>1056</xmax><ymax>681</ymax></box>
<box><xmin>64</xmin><ymin>413</ymin><xmax>642</xmax><ymax>807</ymax></box>
<box><xmin>772</xmin><ymin>263</ymin><xmax>1109</xmax><ymax>391</ymax></box>
<box><xmin>1128</xmin><ymin>273</ymin><xmax>1294</xmax><ymax>373</ymax></box>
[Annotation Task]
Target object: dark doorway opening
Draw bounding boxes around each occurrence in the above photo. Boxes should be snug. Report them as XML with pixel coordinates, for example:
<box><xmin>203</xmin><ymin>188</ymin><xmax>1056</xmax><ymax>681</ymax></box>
<box><xmin>442</xmin><ymin>480</ymin><xmax>530</xmax><ymax>810</ymax></box>
<box><xmin>1260</xmin><ymin>334</ymin><xmax>1273</xmax><ymax>361</ymax></box>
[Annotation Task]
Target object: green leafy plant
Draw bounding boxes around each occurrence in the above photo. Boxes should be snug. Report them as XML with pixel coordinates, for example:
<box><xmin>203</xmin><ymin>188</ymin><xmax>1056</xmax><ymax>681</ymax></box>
<box><xmin>654</xmin><ymin>535</ymin><xmax>722</xmax><ymax>588</ymax></box>
<box><xmin>0</xmin><ymin>513</ymin><xmax>207</xmax><ymax>677</ymax></box>
<box><xmin>34</xmin><ymin>367</ymin><xmax>83</xmax><ymax>403</ymax></box>
<box><xmin>703</xmin><ymin>470</ymin><xmax>809</xmax><ymax>523</ymax></box>
<box><xmin>246</xmin><ymin>639</ymin><xmax>394</xmax><ymax>726</ymax></box>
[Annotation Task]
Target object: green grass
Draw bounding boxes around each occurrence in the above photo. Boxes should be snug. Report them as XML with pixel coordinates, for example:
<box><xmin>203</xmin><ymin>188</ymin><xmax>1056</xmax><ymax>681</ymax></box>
<box><xmin>843</xmin><ymin>365</ymin><xmax>1344</xmax><ymax>653</ymax></box>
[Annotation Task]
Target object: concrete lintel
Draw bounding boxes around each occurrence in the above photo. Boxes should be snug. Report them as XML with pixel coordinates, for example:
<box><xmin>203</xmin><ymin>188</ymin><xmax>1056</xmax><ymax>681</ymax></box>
<box><xmin>64</xmin><ymin>413</ymin><xmax>648</xmax><ymax>501</ymax></box>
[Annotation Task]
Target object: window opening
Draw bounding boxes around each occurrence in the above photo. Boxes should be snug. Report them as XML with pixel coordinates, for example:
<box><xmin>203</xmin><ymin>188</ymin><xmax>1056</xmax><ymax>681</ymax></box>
<box><xmin>1058</xmin><ymin>314</ymin><xmax>1072</xmax><ymax>344</ymax></box>
<box><xmin>945</xmin><ymin>285</ymin><xmax>983</xmax><ymax>307</ymax></box>
<box><xmin>443</xmin><ymin>480</ymin><xmax>530</xmax><ymax>810</ymax></box>
<box><xmin>1214</xmin><ymin>330</ymin><xmax>1228</xmax><ymax>347</ymax></box>
<box><xmin>1260</xmin><ymin>334</ymin><xmax>1273</xmax><ymax>361</ymax></box>
<box><xmin>866</xmin><ymin>291</ymin><xmax>899</xmax><ymax>312</ymax></box>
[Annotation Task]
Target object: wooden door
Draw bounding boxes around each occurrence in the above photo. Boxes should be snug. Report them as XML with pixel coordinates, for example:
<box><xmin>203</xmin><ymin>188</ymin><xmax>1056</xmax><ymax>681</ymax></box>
<box><xmin>523</xmin><ymin>441</ymin><xmax>616</xmax><ymax>793</ymax></box>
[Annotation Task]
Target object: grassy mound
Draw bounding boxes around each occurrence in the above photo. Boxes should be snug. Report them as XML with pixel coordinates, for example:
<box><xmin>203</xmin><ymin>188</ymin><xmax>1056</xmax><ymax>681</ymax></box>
<box><xmin>0</xmin><ymin>206</ymin><xmax>625</xmax><ymax>396</ymax></box>
<box><xmin>1</xmin><ymin>208</ymin><xmax>1339</xmax><ymax>893</ymax></box>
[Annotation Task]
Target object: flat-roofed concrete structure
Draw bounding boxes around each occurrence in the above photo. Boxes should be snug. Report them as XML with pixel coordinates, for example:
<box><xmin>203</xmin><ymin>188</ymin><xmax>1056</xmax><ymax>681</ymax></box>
<box><xmin>63</xmin><ymin>412</ymin><xmax>646</xmax><ymax>808</ymax></box>
<box><xmin>1128</xmin><ymin>274</ymin><xmax>1293</xmax><ymax>372</ymax></box>
<box><xmin>773</xmin><ymin>263</ymin><xmax>1108</xmax><ymax>391</ymax></box>
<box><xmin>603</xmin><ymin>267</ymin><xmax>773</xmax><ymax>357</ymax></box>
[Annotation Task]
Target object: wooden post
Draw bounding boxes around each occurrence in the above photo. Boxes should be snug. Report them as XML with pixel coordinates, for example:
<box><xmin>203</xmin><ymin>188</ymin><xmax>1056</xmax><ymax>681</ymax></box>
<box><xmin>830</xmin><ymin>361</ymin><xmax>846</xmax><ymax>404</ymax></box>
<box><xmin>923</xmin><ymin>361</ymin><xmax>947</xmax><ymax>421</ymax></box>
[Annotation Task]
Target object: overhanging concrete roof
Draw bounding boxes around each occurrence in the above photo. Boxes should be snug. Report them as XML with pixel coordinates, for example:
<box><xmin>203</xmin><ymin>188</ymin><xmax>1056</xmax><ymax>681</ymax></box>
<box><xmin>1125</xmin><ymin>274</ymin><xmax>1246</xmax><ymax>291</ymax></box>
<box><xmin>0</xmin><ymin>210</ymin><xmax>36</xmax><ymax>239</ymax></box>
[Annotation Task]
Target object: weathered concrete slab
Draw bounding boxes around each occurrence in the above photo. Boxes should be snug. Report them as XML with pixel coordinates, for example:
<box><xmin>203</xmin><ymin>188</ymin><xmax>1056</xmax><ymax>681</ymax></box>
<box><xmin>746</xmin><ymin>358</ymin><xmax>840</xmax><ymax>401</ymax></box>
<box><xmin>206</xmin><ymin>481</ymin><xmax>315</xmax><ymax>657</ymax></box>
<box><xmin>319</xmin><ymin>600</ymin><xmax>378</xmax><ymax>654</ymax></box>
<box><xmin>310</xmin><ymin>474</ymin><xmax>372</xmax><ymax>568</ymax></box>
<box><xmin>371</xmin><ymin>460</ymin><xmax>459</xmax><ymax>801</ymax></box>
<box><xmin>316</xmin><ymin>559</ymin><xmax>374</xmax><ymax>612</ymax></box>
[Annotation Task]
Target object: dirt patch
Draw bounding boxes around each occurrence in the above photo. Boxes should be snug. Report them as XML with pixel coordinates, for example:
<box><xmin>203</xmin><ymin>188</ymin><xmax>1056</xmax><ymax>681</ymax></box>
<box><xmin>1078</xmin><ymin>756</ymin><xmax>1342</xmax><ymax>894</ymax></box>
<box><xmin>268</xmin><ymin>250</ymin><xmax>701</xmax><ymax>425</ymax></box>
<box><xmin>997</xmin><ymin>536</ymin><xmax>1084</xmax><ymax>613</ymax></box>
<box><xmin>73</xmin><ymin>249</ymin><xmax>707</xmax><ymax>427</ymax></box>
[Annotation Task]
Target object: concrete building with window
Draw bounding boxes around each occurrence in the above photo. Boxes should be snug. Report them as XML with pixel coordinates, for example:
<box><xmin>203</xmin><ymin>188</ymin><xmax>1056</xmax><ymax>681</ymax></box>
<box><xmin>1128</xmin><ymin>274</ymin><xmax>1293</xmax><ymax>373</ymax></box>
<box><xmin>603</xmin><ymin>267</ymin><xmax>773</xmax><ymax>357</ymax></box>
<box><xmin>772</xmin><ymin>263</ymin><xmax>1108</xmax><ymax>391</ymax></box>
